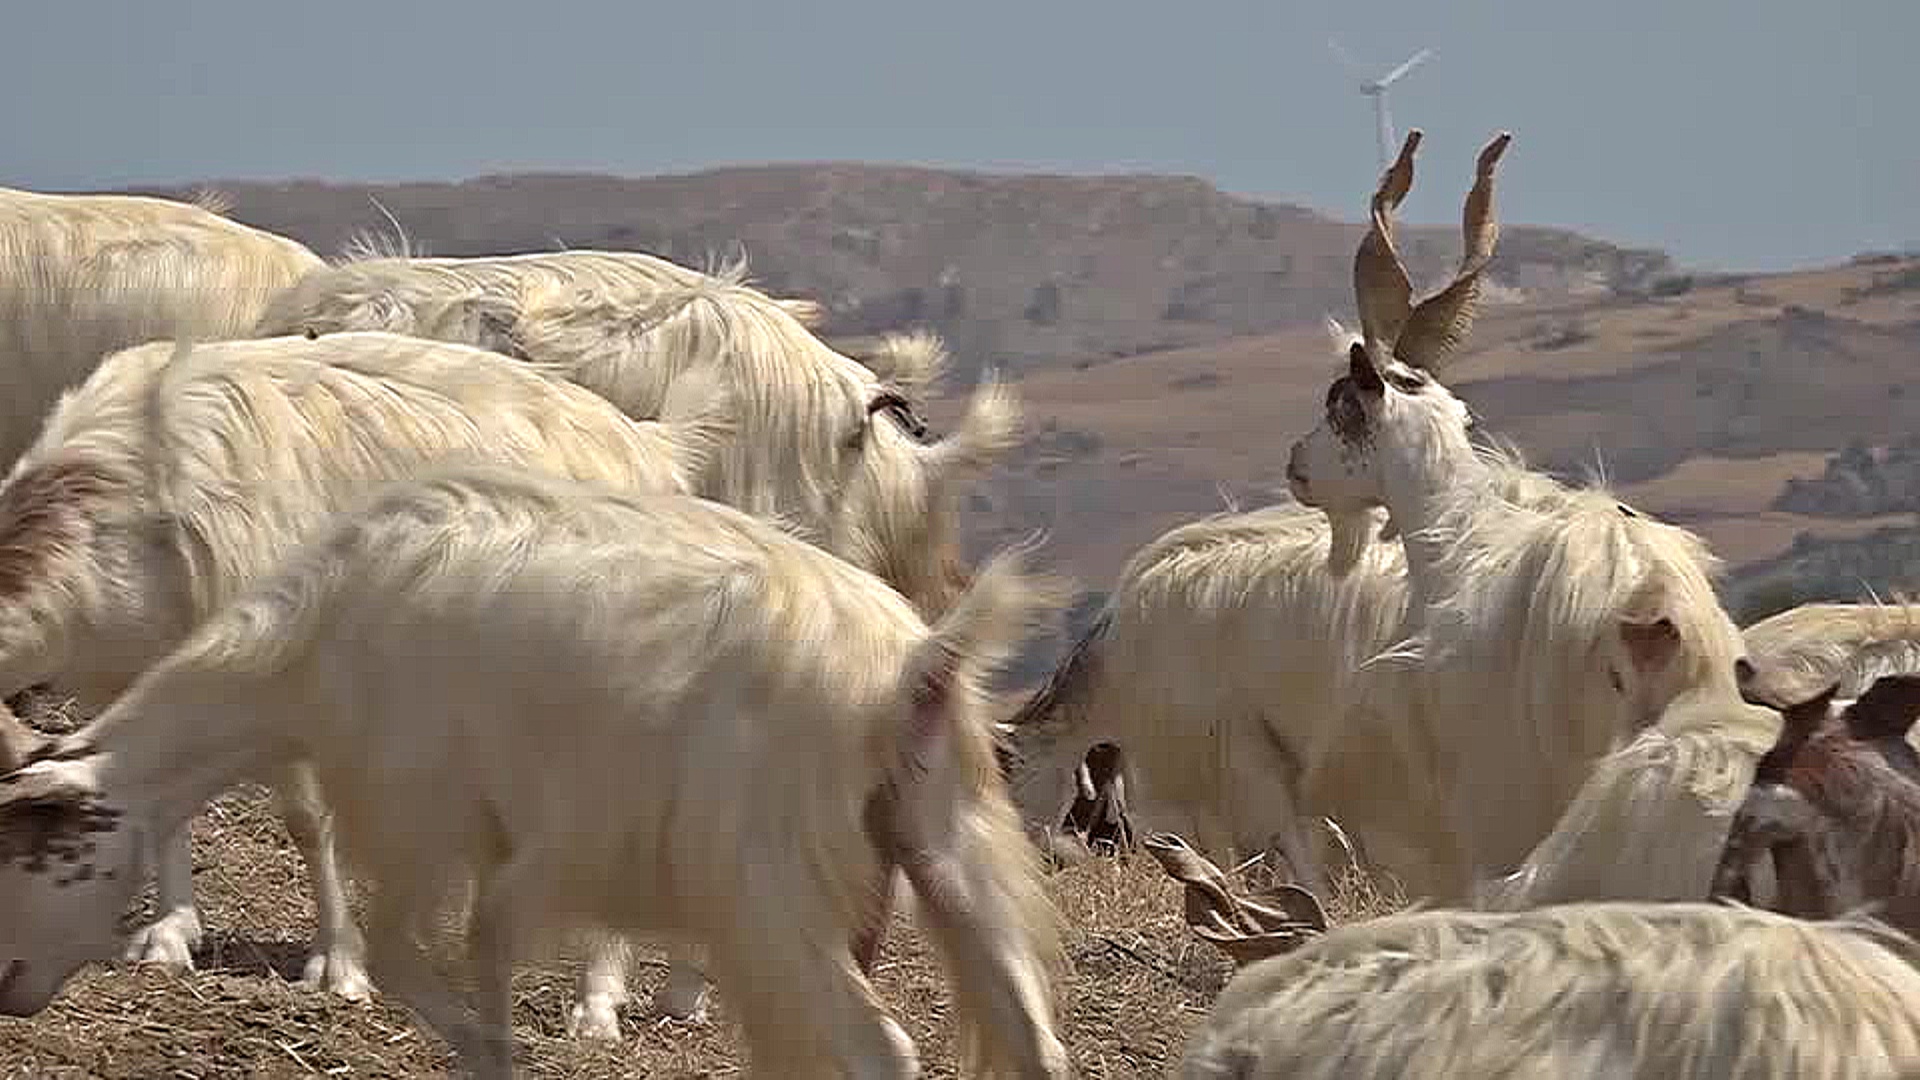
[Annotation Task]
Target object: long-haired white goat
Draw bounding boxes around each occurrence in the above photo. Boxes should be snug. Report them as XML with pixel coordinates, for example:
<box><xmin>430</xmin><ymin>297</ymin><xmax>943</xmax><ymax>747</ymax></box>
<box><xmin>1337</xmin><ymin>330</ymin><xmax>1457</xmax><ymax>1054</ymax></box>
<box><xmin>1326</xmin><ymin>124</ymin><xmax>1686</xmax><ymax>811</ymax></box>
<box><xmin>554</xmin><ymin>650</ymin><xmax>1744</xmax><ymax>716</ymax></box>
<box><xmin>257</xmin><ymin>251</ymin><xmax>1022</xmax><ymax>1031</ymax></box>
<box><xmin>1014</xmin><ymin>131</ymin><xmax>1750</xmax><ymax>906</ymax></box>
<box><xmin>0</xmin><ymin>330</ymin><xmax>720</xmax><ymax>1005</ymax></box>
<box><xmin>1007</xmin><ymin>453</ymin><xmax>1569</xmax><ymax>897</ymax></box>
<box><xmin>254</xmin><ymin>249</ymin><xmax>1013</xmax><ymax>620</ymax></box>
<box><xmin>0</xmin><ymin>465</ymin><xmax>1071</xmax><ymax>1080</ymax></box>
<box><xmin>1281</xmin><ymin>130</ymin><xmax>1755</xmax><ymax>900</ymax></box>
<box><xmin>1178</xmin><ymin>901</ymin><xmax>1920</xmax><ymax>1080</ymax></box>
<box><xmin>0</xmin><ymin>186</ymin><xmax>322</xmax><ymax>471</ymax></box>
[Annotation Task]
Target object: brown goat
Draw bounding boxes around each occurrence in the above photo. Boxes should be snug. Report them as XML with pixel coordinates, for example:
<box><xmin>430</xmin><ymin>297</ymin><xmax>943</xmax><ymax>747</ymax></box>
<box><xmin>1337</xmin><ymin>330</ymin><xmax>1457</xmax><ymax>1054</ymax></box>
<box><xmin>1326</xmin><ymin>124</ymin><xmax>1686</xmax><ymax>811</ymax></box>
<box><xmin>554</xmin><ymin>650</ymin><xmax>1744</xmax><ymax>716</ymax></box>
<box><xmin>1712</xmin><ymin>671</ymin><xmax>1920</xmax><ymax>937</ymax></box>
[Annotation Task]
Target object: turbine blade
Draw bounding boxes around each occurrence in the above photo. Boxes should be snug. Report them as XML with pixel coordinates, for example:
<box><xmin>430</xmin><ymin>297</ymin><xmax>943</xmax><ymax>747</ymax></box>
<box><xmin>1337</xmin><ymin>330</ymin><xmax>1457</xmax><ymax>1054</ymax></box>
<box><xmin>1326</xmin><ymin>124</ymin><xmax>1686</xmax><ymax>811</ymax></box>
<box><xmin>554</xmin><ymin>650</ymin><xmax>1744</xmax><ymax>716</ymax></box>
<box><xmin>1379</xmin><ymin>47</ymin><xmax>1433</xmax><ymax>87</ymax></box>
<box><xmin>1328</xmin><ymin>38</ymin><xmax>1369</xmax><ymax>79</ymax></box>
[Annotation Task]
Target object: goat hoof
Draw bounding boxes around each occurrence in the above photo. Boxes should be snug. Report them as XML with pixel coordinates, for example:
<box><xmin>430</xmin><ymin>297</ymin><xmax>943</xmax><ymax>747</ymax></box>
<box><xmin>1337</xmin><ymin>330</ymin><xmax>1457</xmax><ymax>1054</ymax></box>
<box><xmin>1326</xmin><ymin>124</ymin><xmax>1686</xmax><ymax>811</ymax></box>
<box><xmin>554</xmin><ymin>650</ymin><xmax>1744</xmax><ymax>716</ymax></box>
<box><xmin>566</xmin><ymin>996</ymin><xmax>625</xmax><ymax>1041</ymax></box>
<box><xmin>123</xmin><ymin>909</ymin><xmax>203</xmax><ymax>973</ymax></box>
<box><xmin>301</xmin><ymin>949</ymin><xmax>375</xmax><ymax>1002</ymax></box>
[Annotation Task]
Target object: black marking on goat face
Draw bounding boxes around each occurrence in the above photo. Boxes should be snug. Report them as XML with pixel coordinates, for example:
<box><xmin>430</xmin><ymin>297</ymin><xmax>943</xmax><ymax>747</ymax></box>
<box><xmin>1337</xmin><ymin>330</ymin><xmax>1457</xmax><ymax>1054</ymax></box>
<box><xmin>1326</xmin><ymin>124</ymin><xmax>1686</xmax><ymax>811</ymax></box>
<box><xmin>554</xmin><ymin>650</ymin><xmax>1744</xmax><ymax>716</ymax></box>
<box><xmin>1329</xmin><ymin>346</ymin><xmax>1430</xmax><ymax>453</ymax></box>
<box><xmin>0</xmin><ymin>790</ymin><xmax>122</xmax><ymax>883</ymax></box>
<box><xmin>1326</xmin><ymin>377</ymin><xmax>1375</xmax><ymax>451</ymax></box>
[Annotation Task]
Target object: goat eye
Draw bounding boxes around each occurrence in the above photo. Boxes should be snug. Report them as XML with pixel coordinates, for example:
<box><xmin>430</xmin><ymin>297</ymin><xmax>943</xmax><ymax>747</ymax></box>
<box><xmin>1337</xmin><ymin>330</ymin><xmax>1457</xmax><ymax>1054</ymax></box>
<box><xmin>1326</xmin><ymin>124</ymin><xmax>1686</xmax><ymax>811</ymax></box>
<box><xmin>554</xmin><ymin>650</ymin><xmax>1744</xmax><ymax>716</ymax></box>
<box><xmin>1608</xmin><ymin>668</ymin><xmax>1626</xmax><ymax>694</ymax></box>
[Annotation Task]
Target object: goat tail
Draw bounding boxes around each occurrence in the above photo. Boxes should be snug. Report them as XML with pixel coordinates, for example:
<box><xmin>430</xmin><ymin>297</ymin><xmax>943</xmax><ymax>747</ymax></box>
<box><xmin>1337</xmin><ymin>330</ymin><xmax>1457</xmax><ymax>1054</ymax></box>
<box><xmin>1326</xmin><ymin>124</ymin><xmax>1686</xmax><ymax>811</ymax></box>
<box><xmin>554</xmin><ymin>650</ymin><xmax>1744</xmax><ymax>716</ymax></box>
<box><xmin>922</xmin><ymin>372</ymin><xmax>1022</xmax><ymax>481</ymax></box>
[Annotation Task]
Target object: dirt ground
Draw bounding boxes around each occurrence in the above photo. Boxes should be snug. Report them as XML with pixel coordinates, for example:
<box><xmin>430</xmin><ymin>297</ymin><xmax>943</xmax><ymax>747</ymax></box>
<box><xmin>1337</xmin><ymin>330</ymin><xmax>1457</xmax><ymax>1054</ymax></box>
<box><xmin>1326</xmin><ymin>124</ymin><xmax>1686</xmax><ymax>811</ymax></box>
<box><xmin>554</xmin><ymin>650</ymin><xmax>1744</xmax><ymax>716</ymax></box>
<box><xmin>0</xmin><ymin>691</ymin><xmax>1398</xmax><ymax>1079</ymax></box>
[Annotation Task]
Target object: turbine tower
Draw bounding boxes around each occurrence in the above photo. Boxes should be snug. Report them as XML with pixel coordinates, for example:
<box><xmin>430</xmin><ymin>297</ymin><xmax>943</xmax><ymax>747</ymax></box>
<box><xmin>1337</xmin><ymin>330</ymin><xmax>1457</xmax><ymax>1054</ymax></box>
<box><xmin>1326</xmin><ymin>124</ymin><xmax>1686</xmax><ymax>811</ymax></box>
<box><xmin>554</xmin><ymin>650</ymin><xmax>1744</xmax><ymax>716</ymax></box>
<box><xmin>1329</xmin><ymin>39</ymin><xmax>1434</xmax><ymax>171</ymax></box>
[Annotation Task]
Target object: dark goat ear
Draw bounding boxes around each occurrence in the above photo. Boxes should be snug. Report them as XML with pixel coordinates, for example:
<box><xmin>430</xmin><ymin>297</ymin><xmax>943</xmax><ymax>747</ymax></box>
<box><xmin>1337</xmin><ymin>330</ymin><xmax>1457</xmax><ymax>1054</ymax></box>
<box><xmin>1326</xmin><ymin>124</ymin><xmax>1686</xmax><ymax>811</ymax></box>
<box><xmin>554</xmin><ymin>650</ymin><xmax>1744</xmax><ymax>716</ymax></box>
<box><xmin>868</xmin><ymin>389</ymin><xmax>930</xmax><ymax>441</ymax></box>
<box><xmin>1845</xmin><ymin>674</ymin><xmax>1920</xmax><ymax>742</ymax></box>
<box><xmin>1348</xmin><ymin>343</ymin><xmax>1386</xmax><ymax>397</ymax></box>
<box><xmin>1780</xmin><ymin>683</ymin><xmax>1842</xmax><ymax>737</ymax></box>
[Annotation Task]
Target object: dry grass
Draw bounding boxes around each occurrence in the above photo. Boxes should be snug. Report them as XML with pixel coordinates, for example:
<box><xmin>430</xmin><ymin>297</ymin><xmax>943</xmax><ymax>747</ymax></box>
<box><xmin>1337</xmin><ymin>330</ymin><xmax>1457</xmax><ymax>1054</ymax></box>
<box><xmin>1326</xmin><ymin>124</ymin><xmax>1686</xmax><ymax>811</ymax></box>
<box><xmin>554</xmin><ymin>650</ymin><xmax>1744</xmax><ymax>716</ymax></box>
<box><xmin>0</xmin><ymin>752</ymin><xmax>1403</xmax><ymax>1078</ymax></box>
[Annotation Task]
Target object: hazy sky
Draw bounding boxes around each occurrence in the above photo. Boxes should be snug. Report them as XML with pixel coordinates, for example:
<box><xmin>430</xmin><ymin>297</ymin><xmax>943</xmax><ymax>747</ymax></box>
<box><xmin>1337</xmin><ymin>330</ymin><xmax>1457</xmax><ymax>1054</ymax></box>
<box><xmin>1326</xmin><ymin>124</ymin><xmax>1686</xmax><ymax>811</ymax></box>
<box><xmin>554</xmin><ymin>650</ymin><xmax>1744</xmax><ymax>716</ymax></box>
<box><xmin>4</xmin><ymin>0</ymin><xmax>1911</xmax><ymax>271</ymax></box>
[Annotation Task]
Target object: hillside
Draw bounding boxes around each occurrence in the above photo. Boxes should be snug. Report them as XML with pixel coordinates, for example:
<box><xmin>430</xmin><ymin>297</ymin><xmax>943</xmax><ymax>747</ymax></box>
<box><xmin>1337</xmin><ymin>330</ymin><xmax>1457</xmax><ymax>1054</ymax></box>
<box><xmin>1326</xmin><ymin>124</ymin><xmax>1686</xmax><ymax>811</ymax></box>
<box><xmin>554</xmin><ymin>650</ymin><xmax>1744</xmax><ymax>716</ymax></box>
<box><xmin>124</xmin><ymin>163</ymin><xmax>1667</xmax><ymax>379</ymax></box>
<box><xmin>111</xmin><ymin>165</ymin><xmax>1920</xmax><ymax>620</ymax></box>
<box><xmin>981</xmin><ymin>255</ymin><xmax>1920</xmax><ymax>597</ymax></box>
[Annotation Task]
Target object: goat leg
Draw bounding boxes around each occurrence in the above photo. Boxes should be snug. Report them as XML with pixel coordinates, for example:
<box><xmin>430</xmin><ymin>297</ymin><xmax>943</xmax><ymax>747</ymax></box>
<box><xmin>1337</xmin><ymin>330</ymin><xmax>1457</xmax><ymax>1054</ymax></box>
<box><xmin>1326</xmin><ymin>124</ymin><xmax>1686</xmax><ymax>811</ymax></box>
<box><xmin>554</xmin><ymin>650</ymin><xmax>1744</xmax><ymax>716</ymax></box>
<box><xmin>852</xmin><ymin>863</ymin><xmax>899</xmax><ymax>974</ymax></box>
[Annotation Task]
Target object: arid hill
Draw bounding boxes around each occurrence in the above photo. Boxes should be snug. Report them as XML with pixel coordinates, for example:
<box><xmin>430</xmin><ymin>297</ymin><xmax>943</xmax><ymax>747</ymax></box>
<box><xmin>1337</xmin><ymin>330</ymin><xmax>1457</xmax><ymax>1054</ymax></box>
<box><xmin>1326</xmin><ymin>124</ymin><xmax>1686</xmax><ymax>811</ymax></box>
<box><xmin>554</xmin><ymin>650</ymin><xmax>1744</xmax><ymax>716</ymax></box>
<box><xmin>977</xmin><ymin>256</ymin><xmax>1920</xmax><ymax>605</ymax></box>
<box><xmin>124</xmin><ymin>162</ymin><xmax>1667</xmax><ymax>379</ymax></box>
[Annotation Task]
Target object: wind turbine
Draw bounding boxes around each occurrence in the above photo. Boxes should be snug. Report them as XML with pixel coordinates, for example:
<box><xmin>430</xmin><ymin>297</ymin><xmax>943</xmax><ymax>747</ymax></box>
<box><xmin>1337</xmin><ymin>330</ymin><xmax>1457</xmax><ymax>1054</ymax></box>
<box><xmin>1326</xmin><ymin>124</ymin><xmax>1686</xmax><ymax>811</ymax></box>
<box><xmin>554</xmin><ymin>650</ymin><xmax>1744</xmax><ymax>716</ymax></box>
<box><xmin>1329</xmin><ymin>39</ymin><xmax>1434</xmax><ymax>172</ymax></box>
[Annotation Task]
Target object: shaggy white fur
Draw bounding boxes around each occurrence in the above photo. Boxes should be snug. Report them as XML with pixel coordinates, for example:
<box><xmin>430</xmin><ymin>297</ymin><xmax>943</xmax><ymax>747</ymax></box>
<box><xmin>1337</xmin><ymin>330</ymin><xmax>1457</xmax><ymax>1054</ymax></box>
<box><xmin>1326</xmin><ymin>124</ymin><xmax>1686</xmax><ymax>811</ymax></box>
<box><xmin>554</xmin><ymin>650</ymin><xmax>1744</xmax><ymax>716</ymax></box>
<box><xmin>0</xmin><ymin>465</ymin><xmax>1069</xmax><ymax>1080</ymax></box>
<box><xmin>1180</xmin><ymin>901</ymin><xmax>1920</xmax><ymax>1080</ymax></box>
<box><xmin>0</xmin><ymin>330</ymin><xmax>720</xmax><ymax>1003</ymax></box>
<box><xmin>0</xmin><ymin>186</ymin><xmax>322</xmax><ymax>471</ymax></box>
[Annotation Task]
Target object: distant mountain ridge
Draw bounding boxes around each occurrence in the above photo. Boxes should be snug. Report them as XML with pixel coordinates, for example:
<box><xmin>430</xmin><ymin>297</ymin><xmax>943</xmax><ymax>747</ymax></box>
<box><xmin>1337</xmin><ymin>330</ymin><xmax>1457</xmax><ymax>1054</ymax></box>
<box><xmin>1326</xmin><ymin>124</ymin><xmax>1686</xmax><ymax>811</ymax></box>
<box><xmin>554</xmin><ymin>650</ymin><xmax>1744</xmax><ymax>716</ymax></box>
<box><xmin>119</xmin><ymin>162</ymin><xmax>1672</xmax><ymax>379</ymax></box>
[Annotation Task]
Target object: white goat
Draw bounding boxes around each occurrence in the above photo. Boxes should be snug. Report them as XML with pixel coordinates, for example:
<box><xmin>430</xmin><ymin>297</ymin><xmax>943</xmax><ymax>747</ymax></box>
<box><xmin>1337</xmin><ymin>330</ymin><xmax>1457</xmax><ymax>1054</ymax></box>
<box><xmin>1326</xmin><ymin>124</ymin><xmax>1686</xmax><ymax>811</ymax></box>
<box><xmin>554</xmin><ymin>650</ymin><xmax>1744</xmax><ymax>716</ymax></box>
<box><xmin>0</xmin><ymin>330</ymin><xmax>720</xmax><ymax>1005</ymax></box>
<box><xmin>255</xmin><ymin>249</ymin><xmax>1020</xmax><ymax>1029</ymax></box>
<box><xmin>0</xmin><ymin>465</ymin><xmax>1071</xmax><ymax>1080</ymax></box>
<box><xmin>0</xmin><ymin>186</ymin><xmax>322</xmax><ymax>471</ymax></box>
<box><xmin>1474</xmin><ymin>690</ymin><xmax>1779</xmax><ymax>910</ymax></box>
<box><xmin>1005</xmin><ymin>456</ymin><xmax>1574</xmax><ymax>897</ymax></box>
<box><xmin>252</xmin><ymin>250</ymin><xmax>1009</xmax><ymax>620</ymax></box>
<box><xmin>1280</xmin><ymin>130</ymin><xmax>1754</xmax><ymax>900</ymax></box>
<box><xmin>1178</xmin><ymin>901</ymin><xmax>1920</xmax><ymax>1080</ymax></box>
<box><xmin>1013</xmin><ymin>132</ymin><xmax>1749</xmax><ymax>905</ymax></box>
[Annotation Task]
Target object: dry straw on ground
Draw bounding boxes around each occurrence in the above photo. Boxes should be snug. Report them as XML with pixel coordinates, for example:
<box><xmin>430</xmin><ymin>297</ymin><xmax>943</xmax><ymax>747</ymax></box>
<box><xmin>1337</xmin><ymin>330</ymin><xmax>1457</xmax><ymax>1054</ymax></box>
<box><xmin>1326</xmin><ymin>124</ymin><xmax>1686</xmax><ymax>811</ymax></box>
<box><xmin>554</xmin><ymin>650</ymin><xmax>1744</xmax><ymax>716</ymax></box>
<box><xmin>0</xmin><ymin>693</ymin><xmax>1403</xmax><ymax>1078</ymax></box>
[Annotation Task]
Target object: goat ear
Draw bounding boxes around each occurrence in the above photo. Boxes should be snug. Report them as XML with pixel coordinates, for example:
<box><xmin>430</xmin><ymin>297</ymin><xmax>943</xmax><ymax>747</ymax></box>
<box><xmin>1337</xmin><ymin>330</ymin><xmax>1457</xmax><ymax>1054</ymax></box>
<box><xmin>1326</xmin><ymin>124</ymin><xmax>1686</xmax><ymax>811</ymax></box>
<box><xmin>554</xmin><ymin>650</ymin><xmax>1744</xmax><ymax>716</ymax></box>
<box><xmin>867</xmin><ymin>389</ymin><xmax>931</xmax><ymax>441</ymax></box>
<box><xmin>1845</xmin><ymin>674</ymin><xmax>1920</xmax><ymax>741</ymax></box>
<box><xmin>1348</xmin><ymin>342</ymin><xmax>1386</xmax><ymax>397</ymax></box>
<box><xmin>1619</xmin><ymin>615</ymin><xmax>1681</xmax><ymax>675</ymax></box>
<box><xmin>1780</xmin><ymin>683</ymin><xmax>1841</xmax><ymax>736</ymax></box>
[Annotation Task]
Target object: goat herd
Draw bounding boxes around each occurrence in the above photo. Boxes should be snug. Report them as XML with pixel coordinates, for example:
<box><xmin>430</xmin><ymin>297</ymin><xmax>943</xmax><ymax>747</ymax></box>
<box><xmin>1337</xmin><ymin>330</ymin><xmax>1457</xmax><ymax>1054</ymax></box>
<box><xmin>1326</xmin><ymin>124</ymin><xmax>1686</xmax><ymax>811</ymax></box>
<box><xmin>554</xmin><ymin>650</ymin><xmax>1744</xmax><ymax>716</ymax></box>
<box><xmin>1</xmin><ymin>130</ymin><xmax>1919</xmax><ymax>1079</ymax></box>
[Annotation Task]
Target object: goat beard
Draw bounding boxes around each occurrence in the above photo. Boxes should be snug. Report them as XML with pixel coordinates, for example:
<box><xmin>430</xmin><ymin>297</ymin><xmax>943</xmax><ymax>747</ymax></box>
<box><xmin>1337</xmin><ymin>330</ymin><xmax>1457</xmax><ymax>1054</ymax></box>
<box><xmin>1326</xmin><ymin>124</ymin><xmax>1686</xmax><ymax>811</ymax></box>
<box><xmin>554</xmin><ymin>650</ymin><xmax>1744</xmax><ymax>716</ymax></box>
<box><xmin>1324</xmin><ymin>509</ymin><xmax>1377</xmax><ymax>578</ymax></box>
